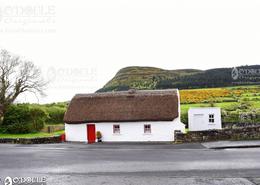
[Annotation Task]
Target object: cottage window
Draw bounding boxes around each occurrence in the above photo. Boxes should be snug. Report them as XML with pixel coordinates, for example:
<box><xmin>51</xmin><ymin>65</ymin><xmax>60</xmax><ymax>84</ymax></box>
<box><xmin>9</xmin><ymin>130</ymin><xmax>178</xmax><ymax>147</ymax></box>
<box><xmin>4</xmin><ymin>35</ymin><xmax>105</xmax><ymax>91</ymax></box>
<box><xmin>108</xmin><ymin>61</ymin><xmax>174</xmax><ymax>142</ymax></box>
<box><xmin>209</xmin><ymin>114</ymin><xmax>214</xmax><ymax>123</ymax></box>
<box><xmin>144</xmin><ymin>124</ymin><xmax>151</xmax><ymax>134</ymax></box>
<box><xmin>113</xmin><ymin>124</ymin><xmax>120</xmax><ymax>134</ymax></box>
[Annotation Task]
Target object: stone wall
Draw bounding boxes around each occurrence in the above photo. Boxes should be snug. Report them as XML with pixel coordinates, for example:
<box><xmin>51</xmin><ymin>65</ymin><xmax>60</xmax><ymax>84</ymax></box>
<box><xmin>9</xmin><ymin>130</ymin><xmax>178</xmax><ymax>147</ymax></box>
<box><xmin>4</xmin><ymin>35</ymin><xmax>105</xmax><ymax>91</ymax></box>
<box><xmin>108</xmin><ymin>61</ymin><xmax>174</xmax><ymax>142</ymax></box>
<box><xmin>0</xmin><ymin>136</ymin><xmax>62</xmax><ymax>144</ymax></box>
<box><xmin>41</xmin><ymin>125</ymin><xmax>65</xmax><ymax>133</ymax></box>
<box><xmin>175</xmin><ymin>126</ymin><xmax>260</xmax><ymax>143</ymax></box>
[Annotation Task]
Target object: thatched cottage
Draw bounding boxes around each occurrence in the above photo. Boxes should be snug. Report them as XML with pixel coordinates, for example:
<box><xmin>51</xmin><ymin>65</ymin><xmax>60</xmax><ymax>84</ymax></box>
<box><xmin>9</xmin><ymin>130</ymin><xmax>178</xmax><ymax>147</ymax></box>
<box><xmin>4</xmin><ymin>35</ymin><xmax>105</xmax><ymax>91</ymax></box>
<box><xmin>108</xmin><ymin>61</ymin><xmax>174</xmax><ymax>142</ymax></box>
<box><xmin>64</xmin><ymin>89</ymin><xmax>185</xmax><ymax>143</ymax></box>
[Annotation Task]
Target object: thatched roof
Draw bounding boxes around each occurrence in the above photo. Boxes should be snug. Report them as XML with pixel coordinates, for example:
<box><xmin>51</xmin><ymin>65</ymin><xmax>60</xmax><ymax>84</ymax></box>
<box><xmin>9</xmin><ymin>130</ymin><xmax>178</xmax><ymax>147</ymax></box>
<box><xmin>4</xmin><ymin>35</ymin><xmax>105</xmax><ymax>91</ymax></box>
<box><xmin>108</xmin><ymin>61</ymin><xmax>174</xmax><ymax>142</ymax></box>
<box><xmin>64</xmin><ymin>89</ymin><xmax>179</xmax><ymax>124</ymax></box>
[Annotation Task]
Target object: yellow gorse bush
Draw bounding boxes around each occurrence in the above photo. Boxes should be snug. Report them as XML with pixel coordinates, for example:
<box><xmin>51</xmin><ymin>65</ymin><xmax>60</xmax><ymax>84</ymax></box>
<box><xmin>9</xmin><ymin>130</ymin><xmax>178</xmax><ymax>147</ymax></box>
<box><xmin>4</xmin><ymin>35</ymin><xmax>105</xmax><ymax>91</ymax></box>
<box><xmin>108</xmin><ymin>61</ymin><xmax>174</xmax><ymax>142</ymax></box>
<box><xmin>180</xmin><ymin>88</ymin><xmax>243</xmax><ymax>104</ymax></box>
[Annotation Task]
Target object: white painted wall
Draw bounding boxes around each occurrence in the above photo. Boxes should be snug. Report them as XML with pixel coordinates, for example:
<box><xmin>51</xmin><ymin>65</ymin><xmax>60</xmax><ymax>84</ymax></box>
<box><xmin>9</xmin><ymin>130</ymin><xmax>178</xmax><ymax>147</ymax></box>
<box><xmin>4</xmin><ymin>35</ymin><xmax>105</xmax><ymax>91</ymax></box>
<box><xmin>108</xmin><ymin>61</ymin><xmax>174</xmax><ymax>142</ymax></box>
<box><xmin>188</xmin><ymin>107</ymin><xmax>222</xmax><ymax>131</ymax></box>
<box><xmin>65</xmin><ymin>123</ymin><xmax>87</xmax><ymax>142</ymax></box>
<box><xmin>95</xmin><ymin>120</ymin><xmax>185</xmax><ymax>142</ymax></box>
<box><xmin>65</xmin><ymin>120</ymin><xmax>185</xmax><ymax>142</ymax></box>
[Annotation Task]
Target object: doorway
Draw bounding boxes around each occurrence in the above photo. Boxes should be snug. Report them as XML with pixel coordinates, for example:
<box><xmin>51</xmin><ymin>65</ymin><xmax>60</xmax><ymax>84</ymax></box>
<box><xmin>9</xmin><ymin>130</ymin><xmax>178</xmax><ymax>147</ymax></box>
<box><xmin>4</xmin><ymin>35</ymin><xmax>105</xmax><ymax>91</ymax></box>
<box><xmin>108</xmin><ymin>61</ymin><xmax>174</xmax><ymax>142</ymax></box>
<box><xmin>87</xmin><ymin>124</ymin><xmax>96</xmax><ymax>144</ymax></box>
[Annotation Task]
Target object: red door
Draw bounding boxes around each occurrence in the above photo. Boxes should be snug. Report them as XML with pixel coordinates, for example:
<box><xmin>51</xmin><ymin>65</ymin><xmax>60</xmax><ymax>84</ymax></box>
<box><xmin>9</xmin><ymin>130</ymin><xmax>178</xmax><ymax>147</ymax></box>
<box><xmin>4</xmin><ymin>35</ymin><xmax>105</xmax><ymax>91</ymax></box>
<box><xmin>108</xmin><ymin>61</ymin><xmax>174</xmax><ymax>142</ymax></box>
<box><xmin>87</xmin><ymin>124</ymin><xmax>96</xmax><ymax>144</ymax></box>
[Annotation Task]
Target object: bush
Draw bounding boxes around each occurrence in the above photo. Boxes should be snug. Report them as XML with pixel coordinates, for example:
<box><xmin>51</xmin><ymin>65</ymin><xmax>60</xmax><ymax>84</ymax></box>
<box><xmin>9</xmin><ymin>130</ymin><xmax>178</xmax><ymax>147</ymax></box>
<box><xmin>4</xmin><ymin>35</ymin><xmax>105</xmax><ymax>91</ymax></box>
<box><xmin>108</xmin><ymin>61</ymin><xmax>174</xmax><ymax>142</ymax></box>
<box><xmin>96</xmin><ymin>131</ymin><xmax>102</xmax><ymax>139</ymax></box>
<box><xmin>96</xmin><ymin>131</ymin><xmax>102</xmax><ymax>142</ymax></box>
<box><xmin>45</xmin><ymin>106</ymin><xmax>66</xmax><ymax>124</ymax></box>
<box><xmin>4</xmin><ymin>122</ymin><xmax>33</xmax><ymax>134</ymax></box>
<box><xmin>181</xmin><ymin>113</ymin><xmax>188</xmax><ymax>128</ymax></box>
<box><xmin>2</xmin><ymin>104</ymin><xmax>31</xmax><ymax>126</ymax></box>
<box><xmin>222</xmin><ymin>111</ymin><xmax>240</xmax><ymax>123</ymax></box>
<box><xmin>1</xmin><ymin>104</ymin><xmax>47</xmax><ymax>134</ymax></box>
<box><xmin>30</xmin><ymin>107</ymin><xmax>47</xmax><ymax>131</ymax></box>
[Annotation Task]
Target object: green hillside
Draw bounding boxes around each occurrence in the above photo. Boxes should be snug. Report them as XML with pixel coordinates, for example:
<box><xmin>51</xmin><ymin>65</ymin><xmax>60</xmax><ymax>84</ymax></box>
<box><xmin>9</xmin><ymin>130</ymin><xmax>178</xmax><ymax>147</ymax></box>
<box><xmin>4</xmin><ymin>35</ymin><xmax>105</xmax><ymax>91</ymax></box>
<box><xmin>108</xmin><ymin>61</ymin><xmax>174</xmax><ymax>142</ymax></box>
<box><xmin>97</xmin><ymin>65</ymin><xmax>260</xmax><ymax>127</ymax></box>
<box><xmin>97</xmin><ymin>65</ymin><xmax>260</xmax><ymax>92</ymax></box>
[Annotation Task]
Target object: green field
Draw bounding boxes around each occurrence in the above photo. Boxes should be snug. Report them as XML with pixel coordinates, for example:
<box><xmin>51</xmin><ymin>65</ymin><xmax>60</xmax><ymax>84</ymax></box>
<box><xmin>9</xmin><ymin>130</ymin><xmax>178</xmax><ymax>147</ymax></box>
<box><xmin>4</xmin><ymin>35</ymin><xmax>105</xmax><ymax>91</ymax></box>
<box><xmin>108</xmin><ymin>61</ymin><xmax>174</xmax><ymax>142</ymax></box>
<box><xmin>180</xmin><ymin>85</ymin><xmax>260</xmax><ymax>125</ymax></box>
<box><xmin>0</xmin><ymin>130</ymin><xmax>64</xmax><ymax>139</ymax></box>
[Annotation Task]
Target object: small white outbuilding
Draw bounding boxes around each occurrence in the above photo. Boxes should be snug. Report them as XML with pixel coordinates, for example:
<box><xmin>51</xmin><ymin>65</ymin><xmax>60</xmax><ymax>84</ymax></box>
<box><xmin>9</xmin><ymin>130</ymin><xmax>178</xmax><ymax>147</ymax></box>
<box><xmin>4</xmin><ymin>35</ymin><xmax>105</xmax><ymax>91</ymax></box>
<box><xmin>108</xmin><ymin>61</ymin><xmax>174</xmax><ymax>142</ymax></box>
<box><xmin>188</xmin><ymin>107</ymin><xmax>222</xmax><ymax>131</ymax></box>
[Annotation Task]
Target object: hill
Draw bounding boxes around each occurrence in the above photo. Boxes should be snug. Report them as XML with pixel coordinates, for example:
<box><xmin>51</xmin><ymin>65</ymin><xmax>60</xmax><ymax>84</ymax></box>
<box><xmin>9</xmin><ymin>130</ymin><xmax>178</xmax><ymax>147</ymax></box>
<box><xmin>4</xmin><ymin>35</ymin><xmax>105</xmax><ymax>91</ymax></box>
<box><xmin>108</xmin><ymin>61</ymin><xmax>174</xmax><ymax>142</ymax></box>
<box><xmin>97</xmin><ymin>65</ymin><xmax>260</xmax><ymax>92</ymax></box>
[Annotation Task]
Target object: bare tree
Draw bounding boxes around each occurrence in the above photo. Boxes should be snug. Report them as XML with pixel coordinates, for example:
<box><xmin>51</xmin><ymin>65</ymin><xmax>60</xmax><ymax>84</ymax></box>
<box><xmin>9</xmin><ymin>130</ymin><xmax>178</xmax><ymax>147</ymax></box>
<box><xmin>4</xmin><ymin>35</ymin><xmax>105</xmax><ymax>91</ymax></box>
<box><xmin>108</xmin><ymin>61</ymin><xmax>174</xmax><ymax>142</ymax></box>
<box><xmin>0</xmin><ymin>49</ymin><xmax>47</xmax><ymax>123</ymax></box>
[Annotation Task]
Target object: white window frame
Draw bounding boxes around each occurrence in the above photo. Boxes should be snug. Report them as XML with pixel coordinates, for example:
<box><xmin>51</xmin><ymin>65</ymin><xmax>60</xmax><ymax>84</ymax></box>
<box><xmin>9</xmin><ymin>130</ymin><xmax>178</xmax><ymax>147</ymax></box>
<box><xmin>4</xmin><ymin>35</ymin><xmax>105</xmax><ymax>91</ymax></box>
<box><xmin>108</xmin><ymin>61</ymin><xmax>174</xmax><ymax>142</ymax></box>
<box><xmin>144</xmin><ymin>124</ymin><xmax>151</xmax><ymax>134</ymax></box>
<box><xmin>113</xmin><ymin>124</ymin><xmax>120</xmax><ymax>134</ymax></box>
<box><xmin>209</xmin><ymin>114</ymin><xmax>215</xmax><ymax>123</ymax></box>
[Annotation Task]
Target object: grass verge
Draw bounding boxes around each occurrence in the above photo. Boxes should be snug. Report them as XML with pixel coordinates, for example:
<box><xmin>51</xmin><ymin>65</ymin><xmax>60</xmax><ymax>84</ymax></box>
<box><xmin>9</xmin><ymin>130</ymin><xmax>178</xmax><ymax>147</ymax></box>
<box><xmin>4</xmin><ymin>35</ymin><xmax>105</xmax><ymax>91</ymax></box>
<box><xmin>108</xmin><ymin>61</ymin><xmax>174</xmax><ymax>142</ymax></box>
<box><xmin>0</xmin><ymin>130</ymin><xmax>64</xmax><ymax>139</ymax></box>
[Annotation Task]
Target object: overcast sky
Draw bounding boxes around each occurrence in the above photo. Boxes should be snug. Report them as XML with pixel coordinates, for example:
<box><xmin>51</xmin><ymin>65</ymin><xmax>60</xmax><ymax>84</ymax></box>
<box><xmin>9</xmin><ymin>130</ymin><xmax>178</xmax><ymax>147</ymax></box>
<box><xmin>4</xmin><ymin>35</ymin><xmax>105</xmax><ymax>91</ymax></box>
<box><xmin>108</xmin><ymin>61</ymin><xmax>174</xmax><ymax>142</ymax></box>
<box><xmin>0</xmin><ymin>0</ymin><xmax>259</xmax><ymax>103</ymax></box>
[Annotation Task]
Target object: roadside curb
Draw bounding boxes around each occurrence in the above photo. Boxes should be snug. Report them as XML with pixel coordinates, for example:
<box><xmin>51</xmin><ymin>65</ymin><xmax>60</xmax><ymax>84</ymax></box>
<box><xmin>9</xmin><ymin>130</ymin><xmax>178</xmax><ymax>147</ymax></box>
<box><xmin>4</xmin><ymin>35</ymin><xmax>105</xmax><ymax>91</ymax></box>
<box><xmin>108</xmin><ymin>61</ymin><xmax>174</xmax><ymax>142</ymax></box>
<box><xmin>202</xmin><ymin>140</ymin><xmax>260</xmax><ymax>150</ymax></box>
<box><xmin>210</xmin><ymin>145</ymin><xmax>260</xmax><ymax>149</ymax></box>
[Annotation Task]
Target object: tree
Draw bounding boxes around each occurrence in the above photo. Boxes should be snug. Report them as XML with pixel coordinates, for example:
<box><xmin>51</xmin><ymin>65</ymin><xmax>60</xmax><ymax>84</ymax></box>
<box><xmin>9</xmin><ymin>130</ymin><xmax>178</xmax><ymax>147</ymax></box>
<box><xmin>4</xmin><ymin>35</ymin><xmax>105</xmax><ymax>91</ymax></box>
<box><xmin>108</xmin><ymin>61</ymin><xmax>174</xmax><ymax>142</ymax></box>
<box><xmin>0</xmin><ymin>49</ymin><xmax>47</xmax><ymax>124</ymax></box>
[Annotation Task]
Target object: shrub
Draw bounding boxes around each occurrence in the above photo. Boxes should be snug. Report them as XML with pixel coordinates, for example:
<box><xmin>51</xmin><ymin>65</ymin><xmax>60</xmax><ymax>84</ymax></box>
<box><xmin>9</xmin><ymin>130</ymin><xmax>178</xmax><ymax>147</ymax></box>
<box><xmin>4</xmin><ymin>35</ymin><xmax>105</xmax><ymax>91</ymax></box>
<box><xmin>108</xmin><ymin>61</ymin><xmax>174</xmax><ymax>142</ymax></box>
<box><xmin>181</xmin><ymin>113</ymin><xmax>188</xmax><ymax>128</ymax></box>
<box><xmin>4</xmin><ymin>122</ymin><xmax>33</xmax><ymax>134</ymax></box>
<box><xmin>96</xmin><ymin>131</ymin><xmax>102</xmax><ymax>139</ymax></box>
<box><xmin>29</xmin><ymin>107</ymin><xmax>48</xmax><ymax>131</ymax></box>
<box><xmin>96</xmin><ymin>131</ymin><xmax>102</xmax><ymax>142</ymax></box>
<box><xmin>45</xmin><ymin>106</ymin><xmax>66</xmax><ymax>124</ymax></box>
<box><xmin>2</xmin><ymin>104</ymin><xmax>31</xmax><ymax>126</ymax></box>
<box><xmin>1</xmin><ymin>104</ymin><xmax>47</xmax><ymax>134</ymax></box>
<box><xmin>238</xmin><ymin>101</ymin><xmax>252</xmax><ymax>110</ymax></box>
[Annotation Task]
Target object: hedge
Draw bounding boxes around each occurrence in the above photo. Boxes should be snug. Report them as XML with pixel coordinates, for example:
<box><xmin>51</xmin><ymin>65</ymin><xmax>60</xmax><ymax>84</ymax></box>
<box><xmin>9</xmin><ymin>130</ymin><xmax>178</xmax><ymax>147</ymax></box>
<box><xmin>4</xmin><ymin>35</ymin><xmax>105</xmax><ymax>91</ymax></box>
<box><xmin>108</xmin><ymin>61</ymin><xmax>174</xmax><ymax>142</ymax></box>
<box><xmin>1</xmin><ymin>104</ymin><xmax>47</xmax><ymax>134</ymax></box>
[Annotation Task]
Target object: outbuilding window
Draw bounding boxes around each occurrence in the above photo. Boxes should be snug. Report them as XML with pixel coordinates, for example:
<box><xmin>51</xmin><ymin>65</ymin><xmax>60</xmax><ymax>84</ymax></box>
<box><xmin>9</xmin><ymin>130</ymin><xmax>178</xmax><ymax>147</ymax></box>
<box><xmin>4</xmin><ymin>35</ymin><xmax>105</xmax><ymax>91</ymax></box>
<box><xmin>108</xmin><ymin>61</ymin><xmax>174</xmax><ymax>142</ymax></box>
<box><xmin>113</xmin><ymin>124</ymin><xmax>120</xmax><ymax>134</ymax></box>
<box><xmin>144</xmin><ymin>124</ymin><xmax>151</xmax><ymax>134</ymax></box>
<box><xmin>209</xmin><ymin>114</ymin><xmax>215</xmax><ymax>123</ymax></box>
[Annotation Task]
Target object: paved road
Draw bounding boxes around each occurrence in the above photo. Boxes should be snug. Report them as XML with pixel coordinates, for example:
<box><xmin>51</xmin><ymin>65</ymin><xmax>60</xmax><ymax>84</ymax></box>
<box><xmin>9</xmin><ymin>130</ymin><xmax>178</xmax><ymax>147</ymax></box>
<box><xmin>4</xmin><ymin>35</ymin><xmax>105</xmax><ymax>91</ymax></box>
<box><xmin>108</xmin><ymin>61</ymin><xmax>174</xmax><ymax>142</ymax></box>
<box><xmin>0</xmin><ymin>143</ymin><xmax>260</xmax><ymax>185</ymax></box>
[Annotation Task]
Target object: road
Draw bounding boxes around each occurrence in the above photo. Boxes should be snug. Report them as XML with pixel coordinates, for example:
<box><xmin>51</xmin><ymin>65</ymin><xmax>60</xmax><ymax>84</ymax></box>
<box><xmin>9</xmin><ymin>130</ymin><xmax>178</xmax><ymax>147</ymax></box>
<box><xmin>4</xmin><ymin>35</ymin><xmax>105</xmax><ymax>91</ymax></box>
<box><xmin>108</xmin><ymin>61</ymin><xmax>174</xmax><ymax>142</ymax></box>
<box><xmin>0</xmin><ymin>143</ymin><xmax>260</xmax><ymax>185</ymax></box>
